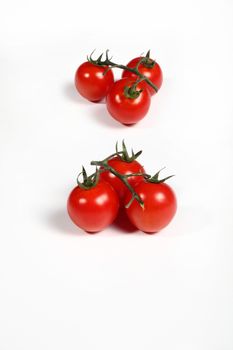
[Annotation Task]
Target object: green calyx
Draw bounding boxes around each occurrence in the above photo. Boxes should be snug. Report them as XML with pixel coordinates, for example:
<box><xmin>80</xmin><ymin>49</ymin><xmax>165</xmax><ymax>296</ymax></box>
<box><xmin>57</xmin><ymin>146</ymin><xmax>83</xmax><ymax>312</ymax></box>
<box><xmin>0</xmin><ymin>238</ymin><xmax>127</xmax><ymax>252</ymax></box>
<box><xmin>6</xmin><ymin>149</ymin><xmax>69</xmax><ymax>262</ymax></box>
<box><xmin>77</xmin><ymin>166</ymin><xmax>100</xmax><ymax>190</ymax></box>
<box><xmin>87</xmin><ymin>49</ymin><xmax>112</xmax><ymax>66</ymax></box>
<box><xmin>124</xmin><ymin>85</ymin><xmax>142</xmax><ymax>99</ymax></box>
<box><xmin>123</xmin><ymin>77</ymin><xmax>146</xmax><ymax>99</ymax></box>
<box><xmin>116</xmin><ymin>140</ymin><xmax>142</xmax><ymax>163</ymax></box>
<box><xmin>145</xmin><ymin>168</ymin><xmax>174</xmax><ymax>184</ymax></box>
<box><xmin>140</xmin><ymin>50</ymin><xmax>156</xmax><ymax>69</ymax></box>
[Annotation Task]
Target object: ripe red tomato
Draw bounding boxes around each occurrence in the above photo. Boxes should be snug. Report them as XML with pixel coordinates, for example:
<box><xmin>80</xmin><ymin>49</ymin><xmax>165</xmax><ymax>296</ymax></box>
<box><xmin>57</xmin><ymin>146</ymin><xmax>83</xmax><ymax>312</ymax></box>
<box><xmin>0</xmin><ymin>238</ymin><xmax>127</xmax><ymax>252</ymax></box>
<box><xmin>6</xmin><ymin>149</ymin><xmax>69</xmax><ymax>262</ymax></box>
<box><xmin>106</xmin><ymin>78</ymin><xmax>151</xmax><ymax>125</ymax></box>
<box><xmin>75</xmin><ymin>62</ymin><xmax>114</xmax><ymax>102</ymax></box>
<box><xmin>67</xmin><ymin>180</ymin><xmax>119</xmax><ymax>232</ymax></box>
<box><xmin>125</xmin><ymin>181</ymin><xmax>177</xmax><ymax>233</ymax></box>
<box><xmin>100</xmin><ymin>156</ymin><xmax>145</xmax><ymax>203</ymax></box>
<box><xmin>122</xmin><ymin>57</ymin><xmax>163</xmax><ymax>95</ymax></box>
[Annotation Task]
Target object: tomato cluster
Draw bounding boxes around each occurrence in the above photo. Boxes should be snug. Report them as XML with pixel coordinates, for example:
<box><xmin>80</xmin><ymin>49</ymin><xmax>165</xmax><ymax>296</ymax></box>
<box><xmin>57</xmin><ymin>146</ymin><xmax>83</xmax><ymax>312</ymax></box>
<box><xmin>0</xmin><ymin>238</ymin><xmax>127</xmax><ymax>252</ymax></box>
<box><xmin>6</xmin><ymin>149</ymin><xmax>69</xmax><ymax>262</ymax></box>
<box><xmin>75</xmin><ymin>50</ymin><xmax>163</xmax><ymax>125</ymax></box>
<box><xmin>67</xmin><ymin>142</ymin><xmax>177</xmax><ymax>234</ymax></box>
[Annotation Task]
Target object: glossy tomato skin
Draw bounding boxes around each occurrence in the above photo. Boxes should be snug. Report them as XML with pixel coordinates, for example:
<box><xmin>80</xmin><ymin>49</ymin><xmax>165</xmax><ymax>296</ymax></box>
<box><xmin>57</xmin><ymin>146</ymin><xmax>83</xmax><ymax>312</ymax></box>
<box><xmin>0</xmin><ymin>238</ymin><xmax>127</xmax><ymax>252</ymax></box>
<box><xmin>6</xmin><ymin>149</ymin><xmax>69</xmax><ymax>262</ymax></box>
<box><xmin>75</xmin><ymin>62</ymin><xmax>114</xmax><ymax>102</ymax></box>
<box><xmin>100</xmin><ymin>157</ymin><xmax>145</xmax><ymax>204</ymax></box>
<box><xmin>67</xmin><ymin>181</ymin><xmax>119</xmax><ymax>233</ymax></box>
<box><xmin>122</xmin><ymin>57</ymin><xmax>163</xmax><ymax>95</ymax></box>
<box><xmin>125</xmin><ymin>181</ymin><xmax>177</xmax><ymax>233</ymax></box>
<box><xmin>106</xmin><ymin>78</ymin><xmax>151</xmax><ymax>125</ymax></box>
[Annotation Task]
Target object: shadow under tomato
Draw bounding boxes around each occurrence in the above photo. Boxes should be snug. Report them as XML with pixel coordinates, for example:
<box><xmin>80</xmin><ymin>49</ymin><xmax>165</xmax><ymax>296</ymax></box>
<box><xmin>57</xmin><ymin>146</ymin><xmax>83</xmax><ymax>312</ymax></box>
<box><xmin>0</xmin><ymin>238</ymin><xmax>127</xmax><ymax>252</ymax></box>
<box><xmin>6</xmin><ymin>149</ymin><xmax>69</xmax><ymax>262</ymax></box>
<box><xmin>112</xmin><ymin>208</ymin><xmax>139</xmax><ymax>234</ymax></box>
<box><xmin>63</xmin><ymin>82</ymin><xmax>125</xmax><ymax>129</ymax></box>
<box><xmin>63</xmin><ymin>82</ymin><xmax>89</xmax><ymax>105</ymax></box>
<box><xmin>46</xmin><ymin>208</ymin><xmax>84</xmax><ymax>235</ymax></box>
<box><xmin>63</xmin><ymin>82</ymin><xmax>106</xmax><ymax>105</ymax></box>
<box><xmin>123</xmin><ymin>123</ymin><xmax>137</xmax><ymax>127</ymax></box>
<box><xmin>91</xmin><ymin>105</ymin><xmax>125</xmax><ymax>129</ymax></box>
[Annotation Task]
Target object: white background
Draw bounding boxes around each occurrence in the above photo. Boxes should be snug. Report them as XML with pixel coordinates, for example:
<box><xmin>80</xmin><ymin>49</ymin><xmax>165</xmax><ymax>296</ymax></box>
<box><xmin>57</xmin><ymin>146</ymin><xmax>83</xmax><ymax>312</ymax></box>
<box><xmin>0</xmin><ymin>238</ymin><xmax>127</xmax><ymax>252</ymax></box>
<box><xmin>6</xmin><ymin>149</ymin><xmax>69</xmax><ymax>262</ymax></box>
<box><xmin>0</xmin><ymin>0</ymin><xmax>233</xmax><ymax>349</ymax></box>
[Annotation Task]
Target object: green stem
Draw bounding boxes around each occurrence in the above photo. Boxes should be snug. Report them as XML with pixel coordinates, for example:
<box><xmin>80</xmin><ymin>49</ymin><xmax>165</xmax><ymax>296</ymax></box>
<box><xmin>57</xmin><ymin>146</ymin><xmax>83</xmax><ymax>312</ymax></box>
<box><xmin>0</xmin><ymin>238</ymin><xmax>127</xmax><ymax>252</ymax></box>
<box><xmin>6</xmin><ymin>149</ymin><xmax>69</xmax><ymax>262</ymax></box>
<box><xmin>85</xmin><ymin>151</ymin><xmax>123</xmax><ymax>183</ymax></box>
<box><xmin>90</xmin><ymin>159</ymin><xmax>144</xmax><ymax>208</ymax></box>
<box><xmin>88</xmin><ymin>51</ymin><xmax>158</xmax><ymax>92</ymax></box>
<box><xmin>106</xmin><ymin>61</ymin><xmax>158</xmax><ymax>92</ymax></box>
<box><xmin>86</xmin><ymin>152</ymin><xmax>124</xmax><ymax>182</ymax></box>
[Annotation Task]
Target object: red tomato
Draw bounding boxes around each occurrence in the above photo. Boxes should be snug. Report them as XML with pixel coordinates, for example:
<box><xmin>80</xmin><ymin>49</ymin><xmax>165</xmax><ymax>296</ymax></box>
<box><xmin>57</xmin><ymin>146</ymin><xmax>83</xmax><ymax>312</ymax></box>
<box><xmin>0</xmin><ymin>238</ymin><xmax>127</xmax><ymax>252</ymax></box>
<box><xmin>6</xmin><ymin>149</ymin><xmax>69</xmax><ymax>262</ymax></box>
<box><xmin>125</xmin><ymin>181</ymin><xmax>177</xmax><ymax>233</ymax></box>
<box><xmin>75</xmin><ymin>62</ymin><xmax>114</xmax><ymax>102</ymax></box>
<box><xmin>67</xmin><ymin>180</ymin><xmax>119</xmax><ymax>232</ymax></box>
<box><xmin>122</xmin><ymin>57</ymin><xmax>163</xmax><ymax>95</ymax></box>
<box><xmin>100</xmin><ymin>156</ymin><xmax>145</xmax><ymax>203</ymax></box>
<box><xmin>106</xmin><ymin>78</ymin><xmax>151</xmax><ymax>125</ymax></box>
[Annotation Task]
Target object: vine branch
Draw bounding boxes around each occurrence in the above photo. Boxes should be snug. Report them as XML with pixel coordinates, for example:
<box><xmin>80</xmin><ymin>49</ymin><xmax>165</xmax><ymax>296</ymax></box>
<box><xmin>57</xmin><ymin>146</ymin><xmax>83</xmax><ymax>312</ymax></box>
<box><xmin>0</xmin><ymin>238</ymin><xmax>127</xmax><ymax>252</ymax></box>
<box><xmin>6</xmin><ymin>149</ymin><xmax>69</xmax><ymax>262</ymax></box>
<box><xmin>88</xmin><ymin>50</ymin><xmax>158</xmax><ymax>93</ymax></box>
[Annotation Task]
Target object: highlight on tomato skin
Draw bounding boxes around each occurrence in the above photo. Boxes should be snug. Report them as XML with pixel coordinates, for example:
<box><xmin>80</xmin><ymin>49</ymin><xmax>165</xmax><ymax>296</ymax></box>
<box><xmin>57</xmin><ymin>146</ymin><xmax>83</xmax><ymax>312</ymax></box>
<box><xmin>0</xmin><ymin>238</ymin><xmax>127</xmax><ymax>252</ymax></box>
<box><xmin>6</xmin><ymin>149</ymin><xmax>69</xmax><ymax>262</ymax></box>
<box><xmin>122</xmin><ymin>57</ymin><xmax>163</xmax><ymax>95</ymax></box>
<box><xmin>124</xmin><ymin>181</ymin><xmax>177</xmax><ymax>233</ymax></box>
<box><xmin>75</xmin><ymin>61</ymin><xmax>114</xmax><ymax>102</ymax></box>
<box><xmin>67</xmin><ymin>180</ymin><xmax>119</xmax><ymax>233</ymax></box>
<box><xmin>106</xmin><ymin>78</ymin><xmax>151</xmax><ymax>125</ymax></box>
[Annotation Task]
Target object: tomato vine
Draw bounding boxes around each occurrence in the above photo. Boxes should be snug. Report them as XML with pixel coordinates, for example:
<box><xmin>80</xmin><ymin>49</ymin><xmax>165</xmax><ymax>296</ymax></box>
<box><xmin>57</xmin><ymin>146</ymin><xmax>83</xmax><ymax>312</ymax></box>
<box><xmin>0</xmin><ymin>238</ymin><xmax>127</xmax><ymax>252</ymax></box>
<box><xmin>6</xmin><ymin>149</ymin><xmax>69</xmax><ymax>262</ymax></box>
<box><xmin>88</xmin><ymin>50</ymin><xmax>159</xmax><ymax>93</ymax></box>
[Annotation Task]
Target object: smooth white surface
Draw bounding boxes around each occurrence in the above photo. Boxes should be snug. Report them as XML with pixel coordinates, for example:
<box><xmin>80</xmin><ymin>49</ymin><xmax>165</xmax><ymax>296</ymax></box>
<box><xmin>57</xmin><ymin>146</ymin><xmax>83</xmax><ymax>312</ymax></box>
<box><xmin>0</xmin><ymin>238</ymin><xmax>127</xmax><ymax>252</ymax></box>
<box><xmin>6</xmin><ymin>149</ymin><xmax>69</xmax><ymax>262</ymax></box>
<box><xmin>0</xmin><ymin>0</ymin><xmax>233</xmax><ymax>349</ymax></box>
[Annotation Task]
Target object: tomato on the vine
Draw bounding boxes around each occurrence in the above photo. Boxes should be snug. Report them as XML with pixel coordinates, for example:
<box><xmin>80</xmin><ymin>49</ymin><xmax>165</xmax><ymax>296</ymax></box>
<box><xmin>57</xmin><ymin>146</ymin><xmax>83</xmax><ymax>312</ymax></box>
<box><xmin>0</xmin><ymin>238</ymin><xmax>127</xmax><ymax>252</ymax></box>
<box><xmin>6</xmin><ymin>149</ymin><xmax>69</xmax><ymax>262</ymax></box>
<box><xmin>122</xmin><ymin>53</ymin><xmax>163</xmax><ymax>95</ymax></box>
<box><xmin>99</xmin><ymin>141</ymin><xmax>145</xmax><ymax>204</ymax></box>
<box><xmin>67</xmin><ymin>170</ymin><xmax>119</xmax><ymax>233</ymax></box>
<box><xmin>106</xmin><ymin>78</ymin><xmax>151</xmax><ymax>125</ymax></box>
<box><xmin>100</xmin><ymin>157</ymin><xmax>145</xmax><ymax>203</ymax></box>
<box><xmin>125</xmin><ymin>177</ymin><xmax>177</xmax><ymax>233</ymax></box>
<box><xmin>75</xmin><ymin>61</ymin><xmax>114</xmax><ymax>102</ymax></box>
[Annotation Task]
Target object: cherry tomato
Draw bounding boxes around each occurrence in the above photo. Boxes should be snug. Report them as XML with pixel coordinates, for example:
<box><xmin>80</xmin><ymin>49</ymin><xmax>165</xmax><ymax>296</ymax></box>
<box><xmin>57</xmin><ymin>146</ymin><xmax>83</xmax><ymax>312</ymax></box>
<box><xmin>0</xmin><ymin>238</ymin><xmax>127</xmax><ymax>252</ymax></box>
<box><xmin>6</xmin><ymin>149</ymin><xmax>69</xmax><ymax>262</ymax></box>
<box><xmin>100</xmin><ymin>156</ymin><xmax>145</xmax><ymax>203</ymax></box>
<box><xmin>75</xmin><ymin>62</ymin><xmax>114</xmax><ymax>102</ymax></box>
<box><xmin>67</xmin><ymin>180</ymin><xmax>119</xmax><ymax>233</ymax></box>
<box><xmin>122</xmin><ymin>57</ymin><xmax>163</xmax><ymax>95</ymax></box>
<box><xmin>106</xmin><ymin>78</ymin><xmax>151</xmax><ymax>125</ymax></box>
<box><xmin>125</xmin><ymin>181</ymin><xmax>177</xmax><ymax>233</ymax></box>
